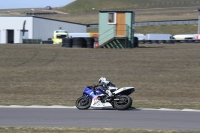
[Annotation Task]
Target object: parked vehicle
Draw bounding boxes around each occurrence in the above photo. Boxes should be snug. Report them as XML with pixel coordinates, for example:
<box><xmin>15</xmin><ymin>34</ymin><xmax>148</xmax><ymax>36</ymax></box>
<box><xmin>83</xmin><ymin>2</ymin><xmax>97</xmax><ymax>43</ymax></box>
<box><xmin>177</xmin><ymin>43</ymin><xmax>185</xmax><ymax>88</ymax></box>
<box><xmin>173</xmin><ymin>34</ymin><xmax>196</xmax><ymax>40</ymax></box>
<box><xmin>53</xmin><ymin>31</ymin><xmax>98</xmax><ymax>44</ymax></box>
<box><xmin>145</xmin><ymin>33</ymin><xmax>175</xmax><ymax>40</ymax></box>
<box><xmin>53</xmin><ymin>30</ymin><xmax>69</xmax><ymax>44</ymax></box>
<box><xmin>75</xmin><ymin>84</ymin><xmax>135</xmax><ymax>110</ymax></box>
<box><xmin>134</xmin><ymin>33</ymin><xmax>146</xmax><ymax>40</ymax></box>
<box><xmin>195</xmin><ymin>34</ymin><xmax>200</xmax><ymax>40</ymax></box>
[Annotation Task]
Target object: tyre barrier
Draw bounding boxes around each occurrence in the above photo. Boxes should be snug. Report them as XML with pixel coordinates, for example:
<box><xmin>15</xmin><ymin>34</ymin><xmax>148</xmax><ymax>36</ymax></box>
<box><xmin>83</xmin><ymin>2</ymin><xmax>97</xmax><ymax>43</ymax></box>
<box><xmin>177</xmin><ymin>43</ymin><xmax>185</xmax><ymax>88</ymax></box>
<box><xmin>62</xmin><ymin>38</ymin><xmax>72</xmax><ymax>48</ymax></box>
<box><xmin>72</xmin><ymin>37</ymin><xmax>86</xmax><ymax>48</ymax></box>
<box><xmin>61</xmin><ymin>37</ymin><xmax>95</xmax><ymax>48</ymax></box>
<box><xmin>139</xmin><ymin>40</ymin><xmax>200</xmax><ymax>44</ymax></box>
<box><xmin>42</xmin><ymin>40</ymin><xmax>53</xmax><ymax>44</ymax></box>
<box><xmin>22</xmin><ymin>39</ymin><xmax>42</xmax><ymax>44</ymax></box>
<box><xmin>84</xmin><ymin>37</ymin><xmax>95</xmax><ymax>48</ymax></box>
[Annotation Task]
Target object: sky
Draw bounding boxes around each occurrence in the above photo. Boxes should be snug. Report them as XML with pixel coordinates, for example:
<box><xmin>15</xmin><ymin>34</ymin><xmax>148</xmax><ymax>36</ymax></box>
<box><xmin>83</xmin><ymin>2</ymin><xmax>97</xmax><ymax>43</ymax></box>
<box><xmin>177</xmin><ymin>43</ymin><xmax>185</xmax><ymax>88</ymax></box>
<box><xmin>0</xmin><ymin>0</ymin><xmax>75</xmax><ymax>9</ymax></box>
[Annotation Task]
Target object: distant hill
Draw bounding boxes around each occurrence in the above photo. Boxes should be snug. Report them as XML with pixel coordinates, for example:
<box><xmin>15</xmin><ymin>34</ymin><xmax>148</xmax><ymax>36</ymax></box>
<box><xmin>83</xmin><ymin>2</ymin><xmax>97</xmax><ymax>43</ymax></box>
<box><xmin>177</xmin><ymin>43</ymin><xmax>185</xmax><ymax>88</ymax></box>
<box><xmin>59</xmin><ymin>0</ymin><xmax>200</xmax><ymax>14</ymax></box>
<box><xmin>2</xmin><ymin>0</ymin><xmax>200</xmax><ymax>25</ymax></box>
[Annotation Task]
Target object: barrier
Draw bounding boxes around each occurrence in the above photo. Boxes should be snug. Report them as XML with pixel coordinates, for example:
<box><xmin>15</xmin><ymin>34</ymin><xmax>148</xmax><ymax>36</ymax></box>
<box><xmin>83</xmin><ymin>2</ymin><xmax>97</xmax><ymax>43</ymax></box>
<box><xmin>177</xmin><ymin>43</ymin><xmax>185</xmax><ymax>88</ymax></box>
<box><xmin>22</xmin><ymin>39</ymin><xmax>41</xmax><ymax>44</ymax></box>
<box><xmin>87</xmin><ymin>19</ymin><xmax>199</xmax><ymax>28</ymax></box>
<box><xmin>138</xmin><ymin>40</ymin><xmax>200</xmax><ymax>44</ymax></box>
<box><xmin>42</xmin><ymin>40</ymin><xmax>53</xmax><ymax>44</ymax></box>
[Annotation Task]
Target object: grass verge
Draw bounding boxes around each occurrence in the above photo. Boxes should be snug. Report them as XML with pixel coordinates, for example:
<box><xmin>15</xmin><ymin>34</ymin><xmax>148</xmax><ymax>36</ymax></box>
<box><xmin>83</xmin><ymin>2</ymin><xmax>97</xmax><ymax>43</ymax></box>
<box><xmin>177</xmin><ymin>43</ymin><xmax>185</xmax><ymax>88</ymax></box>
<box><xmin>59</xmin><ymin>0</ymin><xmax>200</xmax><ymax>14</ymax></box>
<box><xmin>0</xmin><ymin>44</ymin><xmax>200</xmax><ymax>109</ymax></box>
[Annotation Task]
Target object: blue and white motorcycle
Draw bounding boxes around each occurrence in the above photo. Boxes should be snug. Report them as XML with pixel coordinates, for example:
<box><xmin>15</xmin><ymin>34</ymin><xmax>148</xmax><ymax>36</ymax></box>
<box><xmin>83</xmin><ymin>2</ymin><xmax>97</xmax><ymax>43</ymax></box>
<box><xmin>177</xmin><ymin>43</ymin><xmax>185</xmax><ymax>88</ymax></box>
<box><xmin>75</xmin><ymin>84</ymin><xmax>135</xmax><ymax>110</ymax></box>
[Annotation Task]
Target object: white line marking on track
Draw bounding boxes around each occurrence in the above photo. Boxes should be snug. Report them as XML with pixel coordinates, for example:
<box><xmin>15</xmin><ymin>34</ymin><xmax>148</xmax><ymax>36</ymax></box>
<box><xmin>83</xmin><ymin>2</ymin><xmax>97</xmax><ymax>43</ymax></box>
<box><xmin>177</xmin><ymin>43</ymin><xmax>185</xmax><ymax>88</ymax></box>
<box><xmin>0</xmin><ymin>106</ymin><xmax>200</xmax><ymax>112</ymax></box>
<box><xmin>134</xmin><ymin>108</ymin><xmax>200</xmax><ymax>112</ymax></box>
<box><xmin>0</xmin><ymin>105</ymin><xmax>76</xmax><ymax>108</ymax></box>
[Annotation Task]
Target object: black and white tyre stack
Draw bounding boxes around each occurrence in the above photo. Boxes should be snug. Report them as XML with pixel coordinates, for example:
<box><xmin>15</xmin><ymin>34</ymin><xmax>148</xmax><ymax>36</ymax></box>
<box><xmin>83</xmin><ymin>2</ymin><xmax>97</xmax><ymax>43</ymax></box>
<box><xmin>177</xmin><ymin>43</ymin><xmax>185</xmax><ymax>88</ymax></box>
<box><xmin>72</xmin><ymin>37</ymin><xmax>86</xmax><ymax>48</ymax></box>
<box><xmin>62</xmin><ymin>38</ymin><xmax>72</xmax><ymax>48</ymax></box>
<box><xmin>62</xmin><ymin>37</ymin><xmax>95</xmax><ymax>48</ymax></box>
<box><xmin>84</xmin><ymin>37</ymin><xmax>95</xmax><ymax>48</ymax></box>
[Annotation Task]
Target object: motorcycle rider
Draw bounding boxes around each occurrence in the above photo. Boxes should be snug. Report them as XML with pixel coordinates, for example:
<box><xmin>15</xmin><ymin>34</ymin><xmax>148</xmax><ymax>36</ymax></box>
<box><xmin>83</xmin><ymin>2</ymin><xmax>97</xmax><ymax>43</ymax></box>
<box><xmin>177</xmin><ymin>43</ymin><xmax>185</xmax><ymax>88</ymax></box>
<box><xmin>97</xmin><ymin>77</ymin><xmax>116</xmax><ymax>97</ymax></box>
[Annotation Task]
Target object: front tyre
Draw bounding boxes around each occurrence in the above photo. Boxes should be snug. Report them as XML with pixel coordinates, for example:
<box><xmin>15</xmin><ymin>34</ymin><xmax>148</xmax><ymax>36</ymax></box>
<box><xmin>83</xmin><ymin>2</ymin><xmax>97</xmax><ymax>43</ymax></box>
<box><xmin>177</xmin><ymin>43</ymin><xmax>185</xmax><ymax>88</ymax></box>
<box><xmin>75</xmin><ymin>96</ymin><xmax>91</xmax><ymax>110</ymax></box>
<box><xmin>113</xmin><ymin>95</ymin><xmax>132</xmax><ymax>110</ymax></box>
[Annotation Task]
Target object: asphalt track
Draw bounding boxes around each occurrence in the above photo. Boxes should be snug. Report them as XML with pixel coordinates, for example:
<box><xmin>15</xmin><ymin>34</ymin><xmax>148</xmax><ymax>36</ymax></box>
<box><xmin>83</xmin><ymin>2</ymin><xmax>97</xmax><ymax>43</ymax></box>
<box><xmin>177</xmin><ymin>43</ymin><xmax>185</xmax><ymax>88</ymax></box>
<box><xmin>0</xmin><ymin>106</ymin><xmax>200</xmax><ymax>131</ymax></box>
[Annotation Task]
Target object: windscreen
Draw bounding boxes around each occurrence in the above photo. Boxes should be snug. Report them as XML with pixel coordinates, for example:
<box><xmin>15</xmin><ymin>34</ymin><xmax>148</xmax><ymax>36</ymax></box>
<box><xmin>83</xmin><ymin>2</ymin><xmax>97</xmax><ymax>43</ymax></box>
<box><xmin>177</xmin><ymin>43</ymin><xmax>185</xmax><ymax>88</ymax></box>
<box><xmin>56</xmin><ymin>35</ymin><xmax>67</xmax><ymax>39</ymax></box>
<box><xmin>170</xmin><ymin>36</ymin><xmax>175</xmax><ymax>39</ymax></box>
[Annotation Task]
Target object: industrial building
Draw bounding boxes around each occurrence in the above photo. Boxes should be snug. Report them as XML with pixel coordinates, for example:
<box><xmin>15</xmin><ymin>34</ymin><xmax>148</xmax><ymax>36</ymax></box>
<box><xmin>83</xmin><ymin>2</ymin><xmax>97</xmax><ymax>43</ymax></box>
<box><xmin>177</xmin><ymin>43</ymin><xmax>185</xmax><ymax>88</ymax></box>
<box><xmin>0</xmin><ymin>16</ymin><xmax>87</xmax><ymax>44</ymax></box>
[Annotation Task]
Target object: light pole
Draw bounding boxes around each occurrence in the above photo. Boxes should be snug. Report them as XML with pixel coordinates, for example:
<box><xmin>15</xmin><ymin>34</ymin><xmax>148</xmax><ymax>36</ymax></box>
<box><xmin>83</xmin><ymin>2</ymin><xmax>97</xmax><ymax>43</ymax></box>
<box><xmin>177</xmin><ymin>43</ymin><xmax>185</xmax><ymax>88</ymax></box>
<box><xmin>198</xmin><ymin>8</ymin><xmax>200</xmax><ymax>34</ymax></box>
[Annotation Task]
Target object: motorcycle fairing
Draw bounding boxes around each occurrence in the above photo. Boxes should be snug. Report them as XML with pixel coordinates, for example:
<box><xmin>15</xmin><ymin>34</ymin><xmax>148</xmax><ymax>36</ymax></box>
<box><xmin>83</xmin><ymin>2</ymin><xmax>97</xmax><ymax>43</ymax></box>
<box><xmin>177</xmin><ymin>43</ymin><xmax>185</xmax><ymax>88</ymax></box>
<box><xmin>83</xmin><ymin>87</ymin><xmax>112</xmax><ymax>108</ymax></box>
<box><xmin>113</xmin><ymin>87</ymin><xmax>135</xmax><ymax>95</ymax></box>
<box><xmin>90</xmin><ymin>96</ymin><xmax>112</xmax><ymax>108</ymax></box>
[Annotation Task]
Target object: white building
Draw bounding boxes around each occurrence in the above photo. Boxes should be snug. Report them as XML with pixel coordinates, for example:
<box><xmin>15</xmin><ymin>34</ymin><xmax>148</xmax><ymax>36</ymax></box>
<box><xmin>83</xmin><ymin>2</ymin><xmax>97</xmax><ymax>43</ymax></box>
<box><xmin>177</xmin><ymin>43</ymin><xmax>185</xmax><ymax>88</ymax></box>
<box><xmin>0</xmin><ymin>16</ymin><xmax>87</xmax><ymax>44</ymax></box>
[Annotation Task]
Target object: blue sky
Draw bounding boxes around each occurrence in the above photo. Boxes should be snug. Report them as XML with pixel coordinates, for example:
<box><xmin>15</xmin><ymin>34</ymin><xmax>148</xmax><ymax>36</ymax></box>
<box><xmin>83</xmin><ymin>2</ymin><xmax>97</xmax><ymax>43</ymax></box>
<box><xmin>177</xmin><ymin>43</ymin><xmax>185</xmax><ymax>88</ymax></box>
<box><xmin>0</xmin><ymin>0</ymin><xmax>75</xmax><ymax>9</ymax></box>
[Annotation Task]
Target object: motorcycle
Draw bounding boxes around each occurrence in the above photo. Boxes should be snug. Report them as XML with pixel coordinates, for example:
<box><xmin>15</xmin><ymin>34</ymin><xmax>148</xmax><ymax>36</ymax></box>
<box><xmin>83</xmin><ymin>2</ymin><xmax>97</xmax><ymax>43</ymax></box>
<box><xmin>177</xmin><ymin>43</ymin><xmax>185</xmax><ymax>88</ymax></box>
<box><xmin>75</xmin><ymin>84</ymin><xmax>135</xmax><ymax>110</ymax></box>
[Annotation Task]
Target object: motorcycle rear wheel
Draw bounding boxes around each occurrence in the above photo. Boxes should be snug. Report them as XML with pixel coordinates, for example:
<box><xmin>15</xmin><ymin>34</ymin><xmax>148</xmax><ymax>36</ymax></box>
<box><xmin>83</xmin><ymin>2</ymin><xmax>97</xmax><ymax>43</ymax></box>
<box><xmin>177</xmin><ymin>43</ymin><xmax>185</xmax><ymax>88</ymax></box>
<box><xmin>75</xmin><ymin>96</ymin><xmax>91</xmax><ymax>110</ymax></box>
<box><xmin>113</xmin><ymin>95</ymin><xmax>132</xmax><ymax>110</ymax></box>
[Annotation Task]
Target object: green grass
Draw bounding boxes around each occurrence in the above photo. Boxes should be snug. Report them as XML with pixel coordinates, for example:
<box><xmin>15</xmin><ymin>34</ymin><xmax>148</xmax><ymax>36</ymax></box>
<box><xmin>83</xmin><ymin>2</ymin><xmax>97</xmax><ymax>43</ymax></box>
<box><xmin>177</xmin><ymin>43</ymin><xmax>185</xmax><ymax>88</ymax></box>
<box><xmin>88</xmin><ymin>24</ymin><xmax>198</xmax><ymax>35</ymax></box>
<box><xmin>0</xmin><ymin>44</ymin><xmax>200</xmax><ymax>109</ymax></box>
<box><xmin>59</xmin><ymin>0</ymin><xmax>200</xmax><ymax>14</ymax></box>
<box><xmin>42</xmin><ymin>5</ymin><xmax>199</xmax><ymax>24</ymax></box>
<box><xmin>1</xmin><ymin>1</ymin><xmax>200</xmax><ymax>132</ymax></box>
<box><xmin>135</xmin><ymin>24</ymin><xmax>198</xmax><ymax>34</ymax></box>
<box><xmin>1</xmin><ymin>0</ymin><xmax>199</xmax><ymax>23</ymax></box>
<box><xmin>2</xmin><ymin>0</ymin><xmax>199</xmax><ymax>24</ymax></box>
<box><xmin>0</xmin><ymin>127</ymin><xmax>199</xmax><ymax>133</ymax></box>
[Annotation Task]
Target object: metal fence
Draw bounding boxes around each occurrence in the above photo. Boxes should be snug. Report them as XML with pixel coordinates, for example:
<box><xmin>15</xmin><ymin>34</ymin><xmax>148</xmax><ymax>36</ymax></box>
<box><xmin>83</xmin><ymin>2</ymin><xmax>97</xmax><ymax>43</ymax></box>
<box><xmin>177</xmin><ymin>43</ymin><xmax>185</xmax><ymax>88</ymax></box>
<box><xmin>139</xmin><ymin>39</ymin><xmax>200</xmax><ymax>44</ymax></box>
<box><xmin>87</xmin><ymin>19</ymin><xmax>199</xmax><ymax>28</ymax></box>
<box><xmin>134</xmin><ymin>19</ymin><xmax>198</xmax><ymax>26</ymax></box>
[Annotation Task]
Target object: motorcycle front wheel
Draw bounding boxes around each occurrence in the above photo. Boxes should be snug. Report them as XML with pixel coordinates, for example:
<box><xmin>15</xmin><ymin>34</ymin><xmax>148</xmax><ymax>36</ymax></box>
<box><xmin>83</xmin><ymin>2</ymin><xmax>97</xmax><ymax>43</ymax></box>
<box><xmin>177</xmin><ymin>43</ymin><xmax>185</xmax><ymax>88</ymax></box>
<box><xmin>113</xmin><ymin>95</ymin><xmax>132</xmax><ymax>110</ymax></box>
<box><xmin>75</xmin><ymin>96</ymin><xmax>91</xmax><ymax>110</ymax></box>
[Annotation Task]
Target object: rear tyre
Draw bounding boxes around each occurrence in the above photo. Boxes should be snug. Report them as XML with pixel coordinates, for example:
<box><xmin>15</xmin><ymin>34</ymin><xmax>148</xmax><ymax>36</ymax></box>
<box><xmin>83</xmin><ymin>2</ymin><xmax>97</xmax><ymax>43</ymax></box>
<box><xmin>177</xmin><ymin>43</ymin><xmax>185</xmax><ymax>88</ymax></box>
<box><xmin>75</xmin><ymin>96</ymin><xmax>91</xmax><ymax>110</ymax></box>
<box><xmin>113</xmin><ymin>95</ymin><xmax>132</xmax><ymax>110</ymax></box>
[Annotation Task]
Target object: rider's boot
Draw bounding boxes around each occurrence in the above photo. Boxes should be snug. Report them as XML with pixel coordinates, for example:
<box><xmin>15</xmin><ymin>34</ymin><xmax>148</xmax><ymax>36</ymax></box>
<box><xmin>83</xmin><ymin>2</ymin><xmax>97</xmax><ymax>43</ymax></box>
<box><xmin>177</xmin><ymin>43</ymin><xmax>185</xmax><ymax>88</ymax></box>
<box><xmin>106</xmin><ymin>90</ymin><xmax>114</xmax><ymax>102</ymax></box>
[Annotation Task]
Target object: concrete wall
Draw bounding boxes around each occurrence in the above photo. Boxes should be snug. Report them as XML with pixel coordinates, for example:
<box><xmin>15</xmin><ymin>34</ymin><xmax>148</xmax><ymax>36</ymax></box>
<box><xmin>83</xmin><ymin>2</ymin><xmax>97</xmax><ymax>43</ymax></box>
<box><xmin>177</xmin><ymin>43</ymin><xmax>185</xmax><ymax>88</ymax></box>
<box><xmin>0</xmin><ymin>17</ymin><xmax>33</xmax><ymax>44</ymax></box>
